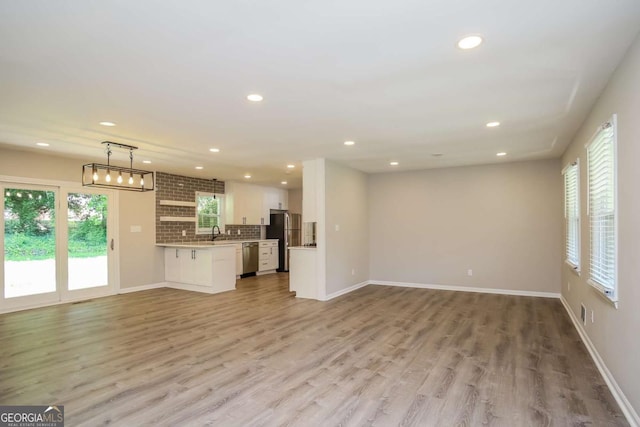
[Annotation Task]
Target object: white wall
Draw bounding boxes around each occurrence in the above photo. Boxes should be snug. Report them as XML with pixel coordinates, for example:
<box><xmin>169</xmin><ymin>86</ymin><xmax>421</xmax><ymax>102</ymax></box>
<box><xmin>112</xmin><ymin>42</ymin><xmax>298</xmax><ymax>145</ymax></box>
<box><xmin>287</xmin><ymin>188</ymin><xmax>302</xmax><ymax>215</ymax></box>
<box><xmin>561</xmin><ymin>32</ymin><xmax>640</xmax><ymax>420</ymax></box>
<box><xmin>119</xmin><ymin>191</ymin><xmax>165</xmax><ymax>287</ymax></box>
<box><xmin>0</xmin><ymin>146</ymin><xmax>162</xmax><ymax>289</ymax></box>
<box><xmin>324</xmin><ymin>160</ymin><xmax>369</xmax><ymax>295</ymax></box>
<box><xmin>369</xmin><ymin>159</ymin><xmax>562</xmax><ymax>294</ymax></box>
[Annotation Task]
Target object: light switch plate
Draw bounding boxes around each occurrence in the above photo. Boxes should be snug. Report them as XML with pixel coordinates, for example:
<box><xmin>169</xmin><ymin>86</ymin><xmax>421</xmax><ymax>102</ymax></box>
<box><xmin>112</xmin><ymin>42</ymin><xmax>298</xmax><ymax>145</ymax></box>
<box><xmin>130</xmin><ymin>225</ymin><xmax>142</xmax><ymax>233</ymax></box>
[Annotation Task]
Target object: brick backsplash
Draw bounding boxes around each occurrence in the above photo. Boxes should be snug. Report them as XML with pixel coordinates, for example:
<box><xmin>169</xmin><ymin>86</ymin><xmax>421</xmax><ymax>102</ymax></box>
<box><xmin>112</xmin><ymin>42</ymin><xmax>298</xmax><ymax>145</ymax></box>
<box><xmin>225</xmin><ymin>224</ymin><xmax>262</xmax><ymax>240</ymax></box>
<box><xmin>155</xmin><ymin>172</ymin><xmax>261</xmax><ymax>243</ymax></box>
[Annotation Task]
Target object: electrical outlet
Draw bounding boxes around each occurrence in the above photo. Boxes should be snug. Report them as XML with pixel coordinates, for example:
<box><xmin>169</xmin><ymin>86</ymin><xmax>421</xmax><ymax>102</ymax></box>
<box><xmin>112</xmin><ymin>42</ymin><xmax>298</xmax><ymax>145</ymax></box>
<box><xmin>467</xmin><ymin>269</ymin><xmax>473</xmax><ymax>276</ymax></box>
<box><xmin>351</xmin><ymin>268</ymin><xmax>355</xmax><ymax>276</ymax></box>
<box><xmin>227</xmin><ymin>229</ymin><xmax>231</xmax><ymax>235</ymax></box>
<box><xmin>567</xmin><ymin>282</ymin><xmax>571</xmax><ymax>292</ymax></box>
<box><xmin>237</xmin><ymin>229</ymin><xmax>241</xmax><ymax>235</ymax></box>
<box><xmin>335</xmin><ymin>224</ymin><xmax>340</xmax><ymax>232</ymax></box>
<box><xmin>181</xmin><ymin>230</ymin><xmax>186</xmax><ymax>237</ymax></box>
<box><xmin>580</xmin><ymin>304</ymin><xmax>586</xmax><ymax>325</ymax></box>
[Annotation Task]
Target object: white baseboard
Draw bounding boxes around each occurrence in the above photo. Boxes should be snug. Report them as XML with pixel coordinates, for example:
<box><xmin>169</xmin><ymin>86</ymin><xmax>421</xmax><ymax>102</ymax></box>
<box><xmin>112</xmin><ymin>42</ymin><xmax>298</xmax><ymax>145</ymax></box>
<box><xmin>118</xmin><ymin>282</ymin><xmax>166</xmax><ymax>294</ymax></box>
<box><xmin>323</xmin><ymin>280</ymin><xmax>369</xmax><ymax>301</ymax></box>
<box><xmin>560</xmin><ymin>296</ymin><xmax>639</xmax><ymax>427</ymax></box>
<box><xmin>165</xmin><ymin>281</ymin><xmax>235</xmax><ymax>295</ymax></box>
<box><xmin>256</xmin><ymin>270</ymin><xmax>277</xmax><ymax>276</ymax></box>
<box><xmin>370</xmin><ymin>280</ymin><xmax>560</xmax><ymax>299</ymax></box>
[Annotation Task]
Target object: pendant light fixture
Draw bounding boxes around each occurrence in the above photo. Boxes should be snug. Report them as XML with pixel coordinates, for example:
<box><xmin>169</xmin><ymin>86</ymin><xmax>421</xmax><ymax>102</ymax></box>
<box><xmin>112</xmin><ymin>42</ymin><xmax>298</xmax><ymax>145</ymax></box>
<box><xmin>82</xmin><ymin>141</ymin><xmax>154</xmax><ymax>191</ymax></box>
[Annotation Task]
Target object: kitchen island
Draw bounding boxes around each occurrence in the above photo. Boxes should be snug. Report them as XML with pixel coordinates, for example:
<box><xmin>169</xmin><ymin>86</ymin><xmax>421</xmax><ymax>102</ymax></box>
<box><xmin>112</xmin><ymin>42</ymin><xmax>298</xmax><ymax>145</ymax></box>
<box><xmin>157</xmin><ymin>243</ymin><xmax>237</xmax><ymax>294</ymax></box>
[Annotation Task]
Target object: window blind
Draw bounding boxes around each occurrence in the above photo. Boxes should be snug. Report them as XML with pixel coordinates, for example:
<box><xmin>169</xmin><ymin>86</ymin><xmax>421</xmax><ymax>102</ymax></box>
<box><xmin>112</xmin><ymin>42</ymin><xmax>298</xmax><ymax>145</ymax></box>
<box><xmin>587</xmin><ymin>121</ymin><xmax>616</xmax><ymax>291</ymax></box>
<box><xmin>563</xmin><ymin>162</ymin><xmax>579</xmax><ymax>267</ymax></box>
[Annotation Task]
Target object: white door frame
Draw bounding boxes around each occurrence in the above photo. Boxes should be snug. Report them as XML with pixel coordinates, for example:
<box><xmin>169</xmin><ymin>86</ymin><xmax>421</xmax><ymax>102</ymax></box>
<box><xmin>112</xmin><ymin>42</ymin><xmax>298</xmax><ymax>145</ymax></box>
<box><xmin>0</xmin><ymin>182</ymin><xmax>61</xmax><ymax>311</ymax></box>
<box><xmin>59</xmin><ymin>186</ymin><xmax>119</xmax><ymax>302</ymax></box>
<box><xmin>0</xmin><ymin>175</ymin><xmax>120</xmax><ymax>313</ymax></box>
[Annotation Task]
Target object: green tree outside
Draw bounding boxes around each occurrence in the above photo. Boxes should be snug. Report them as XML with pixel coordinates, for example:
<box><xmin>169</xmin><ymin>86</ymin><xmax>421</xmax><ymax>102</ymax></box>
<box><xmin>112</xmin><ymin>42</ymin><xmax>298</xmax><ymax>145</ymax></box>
<box><xmin>4</xmin><ymin>190</ymin><xmax>107</xmax><ymax>261</ymax></box>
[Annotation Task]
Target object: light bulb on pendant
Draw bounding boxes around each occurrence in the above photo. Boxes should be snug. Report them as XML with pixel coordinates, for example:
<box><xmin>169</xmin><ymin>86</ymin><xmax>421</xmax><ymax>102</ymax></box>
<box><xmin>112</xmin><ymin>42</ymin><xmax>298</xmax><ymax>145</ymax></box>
<box><xmin>140</xmin><ymin>174</ymin><xmax>144</xmax><ymax>187</ymax></box>
<box><xmin>105</xmin><ymin>170</ymin><xmax>112</xmax><ymax>183</ymax></box>
<box><xmin>92</xmin><ymin>166</ymin><xmax>99</xmax><ymax>181</ymax></box>
<box><xmin>128</xmin><ymin>174</ymin><xmax>134</xmax><ymax>185</ymax></box>
<box><xmin>117</xmin><ymin>172</ymin><xmax>123</xmax><ymax>184</ymax></box>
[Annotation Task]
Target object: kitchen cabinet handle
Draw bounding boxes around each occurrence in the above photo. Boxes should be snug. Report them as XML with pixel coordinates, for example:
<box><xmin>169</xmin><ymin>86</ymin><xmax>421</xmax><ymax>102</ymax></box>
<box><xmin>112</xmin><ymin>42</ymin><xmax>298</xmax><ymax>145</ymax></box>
<box><xmin>176</xmin><ymin>248</ymin><xmax>179</xmax><ymax>258</ymax></box>
<box><xmin>261</xmin><ymin>217</ymin><xmax>264</xmax><ymax>225</ymax></box>
<box><xmin>110</xmin><ymin>239</ymin><xmax>114</xmax><ymax>250</ymax></box>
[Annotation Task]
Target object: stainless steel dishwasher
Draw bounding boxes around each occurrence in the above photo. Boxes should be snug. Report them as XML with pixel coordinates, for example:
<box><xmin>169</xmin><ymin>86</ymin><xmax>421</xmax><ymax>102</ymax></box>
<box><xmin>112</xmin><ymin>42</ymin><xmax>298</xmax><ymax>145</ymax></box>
<box><xmin>242</xmin><ymin>242</ymin><xmax>259</xmax><ymax>275</ymax></box>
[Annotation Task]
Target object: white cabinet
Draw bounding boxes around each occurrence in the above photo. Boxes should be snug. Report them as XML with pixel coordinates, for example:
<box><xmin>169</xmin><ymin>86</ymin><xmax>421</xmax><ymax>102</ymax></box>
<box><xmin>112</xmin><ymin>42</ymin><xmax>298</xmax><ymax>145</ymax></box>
<box><xmin>263</xmin><ymin>187</ymin><xmax>288</xmax><ymax>221</ymax></box>
<box><xmin>226</xmin><ymin>182</ymin><xmax>289</xmax><ymax>226</ymax></box>
<box><xmin>258</xmin><ymin>241</ymin><xmax>279</xmax><ymax>272</ymax></box>
<box><xmin>192</xmin><ymin>249</ymin><xmax>214</xmax><ymax>286</ymax></box>
<box><xmin>225</xmin><ymin>182</ymin><xmax>263</xmax><ymax>225</ymax></box>
<box><xmin>165</xmin><ymin>248</ymin><xmax>212</xmax><ymax>286</ymax></box>
<box><xmin>163</xmin><ymin>246</ymin><xmax>236</xmax><ymax>293</ymax></box>
<box><xmin>164</xmin><ymin>248</ymin><xmax>182</xmax><ymax>282</ymax></box>
<box><xmin>234</xmin><ymin>243</ymin><xmax>242</xmax><ymax>276</ymax></box>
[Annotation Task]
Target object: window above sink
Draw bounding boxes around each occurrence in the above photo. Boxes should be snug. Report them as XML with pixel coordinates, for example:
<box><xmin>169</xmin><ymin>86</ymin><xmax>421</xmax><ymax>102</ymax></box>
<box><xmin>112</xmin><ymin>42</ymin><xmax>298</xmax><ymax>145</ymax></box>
<box><xmin>195</xmin><ymin>192</ymin><xmax>225</xmax><ymax>235</ymax></box>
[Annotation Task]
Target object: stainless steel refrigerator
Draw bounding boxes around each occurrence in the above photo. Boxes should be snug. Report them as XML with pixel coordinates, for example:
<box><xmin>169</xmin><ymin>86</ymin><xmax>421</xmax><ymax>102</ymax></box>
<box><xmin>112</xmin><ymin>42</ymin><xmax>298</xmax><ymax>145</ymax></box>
<box><xmin>266</xmin><ymin>210</ymin><xmax>301</xmax><ymax>272</ymax></box>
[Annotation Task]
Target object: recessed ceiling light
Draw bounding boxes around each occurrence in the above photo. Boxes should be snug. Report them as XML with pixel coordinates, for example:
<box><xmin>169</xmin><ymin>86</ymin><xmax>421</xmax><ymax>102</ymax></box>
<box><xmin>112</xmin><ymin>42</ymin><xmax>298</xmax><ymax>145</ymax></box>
<box><xmin>195</xmin><ymin>166</ymin><xmax>204</xmax><ymax>170</ymax></box>
<box><xmin>390</xmin><ymin>161</ymin><xmax>399</xmax><ymax>166</ymax></box>
<box><xmin>142</xmin><ymin>160</ymin><xmax>152</xmax><ymax>164</ymax></box>
<box><xmin>244</xmin><ymin>174</ymin><xmax>252</xmax><ymax>179</ymax></box>
<box><xmin>209</xmin><ymin>148</ymin><xmax>220</xmax><ymax>153</ymax></box>
<box><xmin>497</xmin><ymin>152</ymin><xmax>507</xmax><ymax>157</ymax></box>
<box><xmin>457</xmin><ymin>35</ymin><xmax>483</xmax><ymax>50</ymax></box>
<box><xmin>36</xmin><ymin>142</ymin><xmax>49</xmax><ymax>147</ymax></box>
<box><xmin>344</xmin><ymin>140</ymin><xmax>355</xmax><ymax>146</ymax></box>
<box><xmin>486</xmin><ymin>121</ymin><xmax>501</xmax><ymax>128</ymax></box>
<box><xmin>99</xmin><ymin>121</ymin><xmax>116</xmax><ymax>127</ymax></box>
<box><xmin>281</xmin><ymin>181</ymin><xmax>288</xmax><ymax>185</ymax></box>
<box><xmin>287</xmin><ymin>164</ymin><xmax>295</xmax><ymax>169</ymax></box>
<box><xmin>247</xmin><ymin>94</ymin><xmax>263</xmax><ymax>102</ymax></box>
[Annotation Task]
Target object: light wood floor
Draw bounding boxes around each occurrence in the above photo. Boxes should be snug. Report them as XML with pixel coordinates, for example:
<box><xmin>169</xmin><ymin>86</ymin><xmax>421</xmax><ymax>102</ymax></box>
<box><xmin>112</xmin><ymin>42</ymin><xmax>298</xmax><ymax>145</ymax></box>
<box><xmin>0</xmin><ymin>274</ymin><xmax>628</xmax><ymax>426</ymax></box>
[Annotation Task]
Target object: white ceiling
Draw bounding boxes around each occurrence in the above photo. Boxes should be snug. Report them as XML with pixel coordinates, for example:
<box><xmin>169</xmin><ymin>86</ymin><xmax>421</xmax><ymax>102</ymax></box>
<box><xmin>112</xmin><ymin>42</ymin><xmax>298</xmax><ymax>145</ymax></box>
<box><xmin>1</xmin><ymin>1</ymin><xmax>639</xmax><ymax>188</ymax></box>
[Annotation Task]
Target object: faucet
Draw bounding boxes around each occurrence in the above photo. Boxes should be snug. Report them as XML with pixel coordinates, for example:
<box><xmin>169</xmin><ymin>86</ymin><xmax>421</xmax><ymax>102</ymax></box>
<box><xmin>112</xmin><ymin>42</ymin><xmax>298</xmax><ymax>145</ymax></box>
<box><xmin>211</xmin><ymin>225</ymin><xmax>221</xmax><ymax>241</ymax></box>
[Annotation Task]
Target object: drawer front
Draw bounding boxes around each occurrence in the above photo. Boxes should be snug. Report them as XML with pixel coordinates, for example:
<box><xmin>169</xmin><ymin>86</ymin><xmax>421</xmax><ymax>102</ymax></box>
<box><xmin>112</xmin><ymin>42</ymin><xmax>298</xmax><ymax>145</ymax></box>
<box><xmin>258</xmin><ymin>261</ymin><xmax>270</xmax><ymax>271</ymax></box>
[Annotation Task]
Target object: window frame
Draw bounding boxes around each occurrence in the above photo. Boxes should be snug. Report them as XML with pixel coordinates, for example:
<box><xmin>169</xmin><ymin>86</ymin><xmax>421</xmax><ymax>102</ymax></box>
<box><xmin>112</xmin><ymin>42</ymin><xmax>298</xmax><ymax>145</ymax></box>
<box><xmin>585</xmin><ymin>114</ymin><xmax>618</xmax><ymax>305</ymax></box>
<box><xmin>195</xmin><ymin>192</ymin><xmax>224</xmax><ymax>235</ymax></box>
<box><xmin>562</xmin><ymin>160</ymin><xmax>580</xmax><ymax>273</ymax></box>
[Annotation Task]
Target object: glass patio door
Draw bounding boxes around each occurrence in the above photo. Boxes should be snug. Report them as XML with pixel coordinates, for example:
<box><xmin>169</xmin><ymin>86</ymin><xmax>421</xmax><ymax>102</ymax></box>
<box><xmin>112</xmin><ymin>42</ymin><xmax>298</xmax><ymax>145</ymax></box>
<box><xmin>1</xmin><ymin>182</ymin><xmax>117</xmax><ymax>311</ymax></box>
<box><xmin>2</xmin><ymin>184</ymin><xmax>60</xmax><ymax>308</ymax></box>
<box><xmin>61</xmin><ymin>190</ymin><xmax>115</xmax><ymax>300</ymax></box>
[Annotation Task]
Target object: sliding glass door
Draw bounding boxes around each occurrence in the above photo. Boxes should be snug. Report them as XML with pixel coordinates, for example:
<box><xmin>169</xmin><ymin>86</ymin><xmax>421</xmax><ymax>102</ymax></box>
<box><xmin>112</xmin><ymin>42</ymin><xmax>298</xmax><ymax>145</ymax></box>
<box><xmin>62</xmin><ymin>190</ymin><xmax>115</xmax><ymax>300</ymax></box>
<box><xmin>1</xmin><ymin>182</ymin><xmax>117</xmax><ymax>311</ymax></box>
<box><xmin>2</xmin><ymin>185</ymin><xmax>60</xmax><ymax>307</ymax></box>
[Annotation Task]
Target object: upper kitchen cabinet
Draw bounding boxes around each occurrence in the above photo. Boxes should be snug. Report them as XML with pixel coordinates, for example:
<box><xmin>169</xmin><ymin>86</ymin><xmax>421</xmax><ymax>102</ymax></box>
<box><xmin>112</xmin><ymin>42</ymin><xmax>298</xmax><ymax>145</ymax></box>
<box><xmin>225</xmin><ymin>182</ymin><xmax>288</xmax><ymax>225</ymax></box>
<box><xmin>263</xmin><ymin>186</ymin><xmax>288</xmax><ymax>220</ymax></box>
